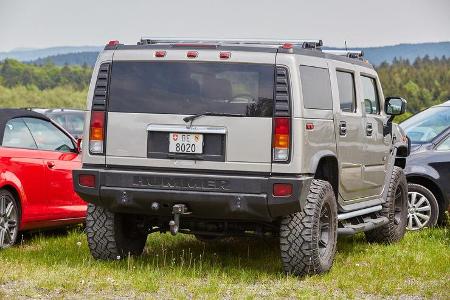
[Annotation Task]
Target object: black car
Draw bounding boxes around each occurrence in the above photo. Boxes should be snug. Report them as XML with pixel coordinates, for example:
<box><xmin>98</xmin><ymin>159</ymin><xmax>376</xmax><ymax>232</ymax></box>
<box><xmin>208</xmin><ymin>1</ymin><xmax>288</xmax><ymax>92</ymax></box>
<box><xmin>400</xmin><ymin>100</ymin><xmax>450</xmax><ymax>230</ymax></box>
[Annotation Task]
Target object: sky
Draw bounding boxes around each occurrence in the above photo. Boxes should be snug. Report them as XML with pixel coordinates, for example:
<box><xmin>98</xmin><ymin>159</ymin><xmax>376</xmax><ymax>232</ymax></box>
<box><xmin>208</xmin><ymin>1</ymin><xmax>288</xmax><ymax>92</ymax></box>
<box><xmin>0</xmin><ymin>0</ymin><xmax>449</xmax><ymax>52</ymax></box>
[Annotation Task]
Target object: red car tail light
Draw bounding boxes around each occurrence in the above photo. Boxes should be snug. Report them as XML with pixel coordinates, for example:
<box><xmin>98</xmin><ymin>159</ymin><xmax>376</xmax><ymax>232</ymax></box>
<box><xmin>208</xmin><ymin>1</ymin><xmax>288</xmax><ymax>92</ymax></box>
<box><xmin>79</xmin><ymin>174</ymin><xmax>96</xmax><ymax>188</ymax></box>
<box><xmin>89</xmin><ymin>111</ymin><xmax>105</xmax><ymax>154</ymax></box>
<box><xmin>273</xmin><ymin>183</ymin><xmax>293</xmax><ymax>197</ymax></box>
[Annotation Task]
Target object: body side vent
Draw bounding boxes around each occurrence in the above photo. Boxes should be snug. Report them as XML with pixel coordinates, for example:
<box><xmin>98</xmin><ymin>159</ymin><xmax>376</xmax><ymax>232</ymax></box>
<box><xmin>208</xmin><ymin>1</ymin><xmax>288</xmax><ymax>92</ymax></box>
<box><xmin>92</xmin><ymin>63</ymin><xmax>111</xmax><ymax>111</ymax></box>
<box><xmin>274</xmin><ymin>66</ymin><xmax>291</xmax><ymax>116</ymax></box>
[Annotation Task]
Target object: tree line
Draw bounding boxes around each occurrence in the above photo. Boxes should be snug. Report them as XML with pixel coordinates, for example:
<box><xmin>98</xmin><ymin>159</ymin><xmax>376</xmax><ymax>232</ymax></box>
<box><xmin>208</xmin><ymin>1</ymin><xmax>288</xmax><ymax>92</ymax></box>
<box><xmin>0</xmin><ymin>56</ymin><xmax>449</xmax><ymax>116</ymax></box>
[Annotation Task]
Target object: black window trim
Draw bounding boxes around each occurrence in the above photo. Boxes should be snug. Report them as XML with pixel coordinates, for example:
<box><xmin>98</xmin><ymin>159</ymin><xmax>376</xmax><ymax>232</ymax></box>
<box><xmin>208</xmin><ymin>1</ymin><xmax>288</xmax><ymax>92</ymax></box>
<box><xmin>360</xmin><ymin>74</ymin><xmax>381</xmax><ymax>116</ymax></box>
<box><xmin>336</xmin><ymin>68</ymin><xmax>357</xmax><ymax>113</ymax></box>
<box><xmin>299</xmin><ymin>64</ymin><xmax>333</xmax><ymax>111</ymax></box>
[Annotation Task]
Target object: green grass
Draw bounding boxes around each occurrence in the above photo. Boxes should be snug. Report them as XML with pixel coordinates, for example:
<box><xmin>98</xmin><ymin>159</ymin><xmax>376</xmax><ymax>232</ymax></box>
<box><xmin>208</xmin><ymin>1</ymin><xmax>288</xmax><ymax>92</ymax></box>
<box><xmin>0</xmin><ymin>228</ymin><xmax>448</xmax><ymax>299</ymax></box>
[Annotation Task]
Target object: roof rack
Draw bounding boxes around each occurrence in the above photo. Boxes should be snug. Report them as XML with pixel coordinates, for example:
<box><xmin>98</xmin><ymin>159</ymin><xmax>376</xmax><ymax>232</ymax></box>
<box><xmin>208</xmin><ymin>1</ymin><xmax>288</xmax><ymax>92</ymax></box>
<box><xmin>138</xmin><ymin>37</ymin><xmax>323</xmax><ymax>49</ymax></box>
<box><xmin>322</xmin><ymin>50</ymin><xmax>364</xmax><ymax>59</ymax></box>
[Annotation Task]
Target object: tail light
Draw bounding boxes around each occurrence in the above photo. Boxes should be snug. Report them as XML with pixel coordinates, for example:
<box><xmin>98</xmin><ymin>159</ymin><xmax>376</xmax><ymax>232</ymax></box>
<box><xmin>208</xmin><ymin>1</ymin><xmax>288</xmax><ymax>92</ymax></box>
<box><xmin>79</xmin><ymin>174</ymin><xmax>96</xmax><ymax>188</ymax></box>
<box><xmin>273</xmin><ymin>183</ymin><xmax>293</xmax><ymax>197</ymax></box>
<box><xmin>273</xmin><ymin>117</ymin><xmax>290</xmax><ymax>161</ymax></box>
<box><xmin>89</xmin><ymin>111</ymin><xmax>105</xmax><ymax>154</ymax></box>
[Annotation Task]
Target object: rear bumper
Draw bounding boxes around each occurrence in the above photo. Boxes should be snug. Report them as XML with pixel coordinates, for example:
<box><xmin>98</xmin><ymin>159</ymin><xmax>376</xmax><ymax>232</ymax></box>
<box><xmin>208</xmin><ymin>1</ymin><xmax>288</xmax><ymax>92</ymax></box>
<box><xmin>73</xmin><ymin>168</ymin><xmax>313</xmax><ymax>222</ymax></box>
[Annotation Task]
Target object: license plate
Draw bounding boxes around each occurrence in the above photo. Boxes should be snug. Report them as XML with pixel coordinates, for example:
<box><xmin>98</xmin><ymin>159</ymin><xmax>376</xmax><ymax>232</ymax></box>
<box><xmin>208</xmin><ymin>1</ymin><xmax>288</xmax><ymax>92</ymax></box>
<box><xmin>169</xmin><ymin>133</ymin><xmax>203</xmax><ymax>154</ymax></box>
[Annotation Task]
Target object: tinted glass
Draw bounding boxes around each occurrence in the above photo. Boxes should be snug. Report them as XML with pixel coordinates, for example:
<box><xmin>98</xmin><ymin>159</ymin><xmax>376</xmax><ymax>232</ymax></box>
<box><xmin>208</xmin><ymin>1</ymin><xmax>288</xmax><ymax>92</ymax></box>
<box><xmin>109</xmin><ymin>62</ymin><xmax>274</xmax><ymax>117</ymax></box>
<box><xmin>51</xmin><ymin>113</ymin><xmax>85</xmax><ymax>136</ymax></box>
<box><xmin>361</xmin><ymin>76</ymin><xmax>380</xmax><ymax>114</ymax></box>
<box><xmin>436</xmin><ymin>135</ymin><xmax>450</xmax><ymax>151</ymax></box>
<box><xmin>401</xmin><ymin>106</ymin><xmax>450</xmax><ymax>144</ymax></box>
<box><xmin>299</xmin><ymin>66</ymin><xmax>332</xmax><ymax>110</ymax></box>
<box><xmin>2</xmin><ymin>118</ymin><xmax>37</xmax><ymax>149</ymax></box>
<box><xmin>23</xmin><ymin>118</ymin><xmax>74</xmax><ymax>152</ymax></box>
<box><xmin>336</xmin><ymin>71</ymin><xmax>356</xmax><ymax>112</ymax></box>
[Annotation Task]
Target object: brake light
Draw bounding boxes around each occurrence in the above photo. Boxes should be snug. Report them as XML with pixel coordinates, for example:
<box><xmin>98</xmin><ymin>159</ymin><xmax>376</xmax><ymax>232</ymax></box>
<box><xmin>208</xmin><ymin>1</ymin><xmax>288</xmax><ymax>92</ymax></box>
<box><xmin>273</xmin><ymin>117</ymin><xmax>290</xmax><ymax>161</ymax></box>
<box><xmin>154</xmin><ymin>50</ymin><xmax>166</xmax><ymax>58</ymax></box>
<box><xmin>219</xmin><ymin>51</ymin><xmax>231</xmax><ymax>59</ymax></box>
<box><xmin>187</xmin><ymin>51</ymin><xmax>198</xmax><ymax>58</ymax></box>
<box><xmin>79</xmin><ymin>174</ymin><xmax>96</xmax><ymax>188</ymax></box>
<box><xmin>107</xmin><ymin>40</ymin><xmax>120</xmax><ymax>46</ymax></box>
<box><xmin>89</xmin><ymin>111</ymin><xmax>105</xmax><ymax>154</ymax></box>
<box><xmin>282</xmin><ymin>43</ymin><xmax>293</xmax><ymax>49</ymax></box>
<box><xmin>273</xmin><ymin>183</ymin><xmax>292</xmax><ymax>197</ymax></box>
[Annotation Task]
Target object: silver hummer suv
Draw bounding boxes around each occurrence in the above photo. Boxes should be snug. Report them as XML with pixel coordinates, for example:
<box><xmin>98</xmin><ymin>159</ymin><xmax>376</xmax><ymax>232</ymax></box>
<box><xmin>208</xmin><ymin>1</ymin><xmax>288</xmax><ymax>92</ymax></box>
<box><xmin>74</xmin><ymin>38</ymin><xmax>409</xmax><ymax>276</ymax></box>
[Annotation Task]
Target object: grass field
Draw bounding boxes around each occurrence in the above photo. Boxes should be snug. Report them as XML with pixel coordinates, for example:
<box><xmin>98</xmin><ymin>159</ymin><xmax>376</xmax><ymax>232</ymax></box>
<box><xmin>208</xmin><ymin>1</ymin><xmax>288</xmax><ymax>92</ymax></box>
<box><xmin>0</xmin><ymin>227</ymin><xmax>448</xmax><ymax>299</ymax></box>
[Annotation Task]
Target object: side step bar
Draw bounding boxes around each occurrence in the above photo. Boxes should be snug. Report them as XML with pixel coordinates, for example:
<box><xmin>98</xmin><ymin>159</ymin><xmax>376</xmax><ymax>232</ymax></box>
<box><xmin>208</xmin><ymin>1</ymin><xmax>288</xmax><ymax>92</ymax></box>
<box><xmin>337</xmin><ymin>205</ymin><xmax>387</xmax><ymax>236</ymax></box>
<box><xmin>338</xmin><ymin>205</ymin><xmax>382</xmax><ymax>220</ymax></box>
<box><xmin>338</xmin><ymin>216</ymin><xmax>389</xmax><ymax>235</ymax></box>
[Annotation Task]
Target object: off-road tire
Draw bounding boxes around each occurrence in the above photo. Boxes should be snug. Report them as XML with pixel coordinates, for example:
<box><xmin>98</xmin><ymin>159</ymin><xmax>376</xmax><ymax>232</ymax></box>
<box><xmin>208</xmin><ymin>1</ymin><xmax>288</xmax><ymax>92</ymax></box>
<box><xmin>407</xmin><ymin>183</ymin><xmax>439</xmax><ymax>230</ymax></box>
<box><xmin>280</xmin><ymin>179</ymin><xmax>337</xmax><ymax>276</ymax></box>
<box><xmin>86</xmin><ymin>203</ymin><xmax>147</xmax><ymax>260</ymax></box>
<box><xmin>365</xmin><ymin>166</ymin><xmax>408</xmax><ymax>243</ymax></box>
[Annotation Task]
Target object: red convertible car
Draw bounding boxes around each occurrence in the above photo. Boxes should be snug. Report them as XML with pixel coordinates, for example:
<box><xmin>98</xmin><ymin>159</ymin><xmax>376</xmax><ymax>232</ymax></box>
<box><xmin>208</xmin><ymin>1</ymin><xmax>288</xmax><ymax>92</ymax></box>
<box><xmin>0</xmin><ymin>109</ymin><xmax>86</xmax><ymax>249</ymax></box>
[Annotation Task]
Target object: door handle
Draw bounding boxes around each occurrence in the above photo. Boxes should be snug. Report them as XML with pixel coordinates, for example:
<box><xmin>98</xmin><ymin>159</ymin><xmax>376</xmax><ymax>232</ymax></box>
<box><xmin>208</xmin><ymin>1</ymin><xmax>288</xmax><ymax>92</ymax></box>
<box><xmin>47</xmin><ymin>161</ymin><xmax>55</xmax><ymax>169</ymax></box>
<box><xmin>339</xmin><ymin>121</ymin><xmax>347</xmax><ymax>136</ymax></box>
<box><xmin>366</xmin><ymin>123</ymin><xmax>373</xmax><ymax>136</ymax></box>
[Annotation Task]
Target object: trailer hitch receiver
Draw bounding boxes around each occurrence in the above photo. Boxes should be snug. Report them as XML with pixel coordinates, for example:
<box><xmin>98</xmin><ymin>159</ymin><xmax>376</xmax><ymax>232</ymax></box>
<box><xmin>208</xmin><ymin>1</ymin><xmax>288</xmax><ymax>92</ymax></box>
<box><xmin>169</xmin><ymin>204</ymin><xmax>190</xmax><ymax>235</ymax></box>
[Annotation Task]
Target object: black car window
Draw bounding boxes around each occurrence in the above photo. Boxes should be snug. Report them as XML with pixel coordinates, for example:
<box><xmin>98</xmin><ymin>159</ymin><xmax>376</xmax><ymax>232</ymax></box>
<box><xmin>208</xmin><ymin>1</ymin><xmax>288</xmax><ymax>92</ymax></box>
<box><xmin>22</xmin><ymin>118</ymin><xmax>75</xmax><ymax>152</ymax></box>
<box><xmin>2</xmin><ymin>118</ymin><xmax>38</xmax><ymax>149</ymax></box>
<box><xmin>436</xmin><ymin>135</ymin><xmax>450</xmax><ymax>151</ymax></box>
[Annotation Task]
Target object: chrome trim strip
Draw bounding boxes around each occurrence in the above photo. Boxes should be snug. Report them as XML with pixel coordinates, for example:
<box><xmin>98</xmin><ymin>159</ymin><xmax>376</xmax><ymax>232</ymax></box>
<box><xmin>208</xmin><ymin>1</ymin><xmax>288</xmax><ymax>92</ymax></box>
<box><xmin>147</xmin><ymin>124</ymin><xmax>226</xmax><ymax>134</ymax></box>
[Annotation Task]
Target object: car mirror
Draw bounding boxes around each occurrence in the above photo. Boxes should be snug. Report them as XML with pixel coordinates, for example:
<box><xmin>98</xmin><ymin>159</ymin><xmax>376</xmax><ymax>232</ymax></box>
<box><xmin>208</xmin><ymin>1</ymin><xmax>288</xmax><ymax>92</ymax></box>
<box><xmin>76</xmin><ymin>138</ymin><xmax>83</xmax><ymax>153</ymax></box>
<box><xmin>385</xmin><ymin>97</ymin><xmax>407</xmax><ymax>115</ymax></box>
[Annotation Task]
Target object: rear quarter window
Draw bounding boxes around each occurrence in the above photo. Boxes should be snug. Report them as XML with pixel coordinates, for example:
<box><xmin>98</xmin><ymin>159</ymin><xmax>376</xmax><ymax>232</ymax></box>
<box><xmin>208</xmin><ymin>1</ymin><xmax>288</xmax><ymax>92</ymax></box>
<box><xmin>299</xmin><ymin>65</ymin><xmax>333</xmax><ymax>110</ymax></box>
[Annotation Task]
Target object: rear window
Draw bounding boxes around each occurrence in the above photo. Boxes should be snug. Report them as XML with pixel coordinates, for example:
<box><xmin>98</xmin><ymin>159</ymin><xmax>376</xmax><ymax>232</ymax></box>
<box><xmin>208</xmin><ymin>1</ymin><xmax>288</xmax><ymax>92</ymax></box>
<box><xmin>108</xmin><ymin>61</ymin><xmax>274</xmax><ymax>117</ymax></box>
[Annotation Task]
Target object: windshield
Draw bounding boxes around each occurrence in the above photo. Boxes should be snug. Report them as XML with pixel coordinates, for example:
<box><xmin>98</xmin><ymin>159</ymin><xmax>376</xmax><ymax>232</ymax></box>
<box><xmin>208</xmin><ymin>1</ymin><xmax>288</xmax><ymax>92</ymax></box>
<box><xmin>108</xmin><ymin>61</ymin><xmax>274</xmax><ymax>117</ymax></box>
<box><xmin>400</xmin><ymin>106</ymin><xmax>450</xmax><ymax>144</ymax></box>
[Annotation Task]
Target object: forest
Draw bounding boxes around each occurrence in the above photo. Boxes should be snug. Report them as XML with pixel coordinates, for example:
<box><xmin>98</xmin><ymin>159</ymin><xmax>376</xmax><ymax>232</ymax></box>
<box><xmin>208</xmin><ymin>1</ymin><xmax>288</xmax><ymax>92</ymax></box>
<box><xmin>0</xmin><ymin>56</ymin><xmax>448</xmax><ymax>121</ymax></box>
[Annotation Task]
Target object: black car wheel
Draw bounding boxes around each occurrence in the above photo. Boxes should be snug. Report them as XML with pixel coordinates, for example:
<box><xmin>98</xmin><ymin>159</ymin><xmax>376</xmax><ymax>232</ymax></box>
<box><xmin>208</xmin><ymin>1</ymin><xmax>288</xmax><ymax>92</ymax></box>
<box><xmin>407</xmin><ymin>183</ymin><xmax>439</xmax><ymax>230</ymax></box>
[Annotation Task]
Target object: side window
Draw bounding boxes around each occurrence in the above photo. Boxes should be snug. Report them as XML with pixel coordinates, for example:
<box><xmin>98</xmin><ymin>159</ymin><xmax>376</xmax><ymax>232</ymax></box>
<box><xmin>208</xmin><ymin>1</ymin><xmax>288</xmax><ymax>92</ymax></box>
<box><xmin>436</xmin><ymin>135</ymin><xmax>450</xmax><ymax>151</ymax></box>
<box><xmin>299</xmin><ymin>65</ymin><xmax>333</xmax><ymax>110</ymax></box>
<box><xmin>361</xmin><ymin>76</ymin><xmax>380</xmax><ymax>114</ymax></box>
<box><xmin>336</xmin><ymin>71</ymin><xmax>356</xmax><ymax>112</ymax></box>
<box><xmin>2</xmin><ymin>118</ymin><xmax>37</xmax><ymax>149</ymax></box>
<box><xmin>22</xmin><ymin>118</ymin><xmax>75</xmax><ymax>152</ymax></box>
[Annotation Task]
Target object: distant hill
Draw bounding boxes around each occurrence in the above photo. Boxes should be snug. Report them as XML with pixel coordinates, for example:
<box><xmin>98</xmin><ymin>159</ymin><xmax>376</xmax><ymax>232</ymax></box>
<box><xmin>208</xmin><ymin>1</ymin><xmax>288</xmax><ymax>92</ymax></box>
<box><xmin>0</xmin><ymin>42</ymin><xmax>448</xmax><ymax>66</ymax></box>
<box><xmin>355</xmin><ymin>42</ymin><xmax>450</xmax><ymax>65</ymax></box>
<box><xmin>0</xmin><ymin>46</ymin><xmax>102</xmax><ymax>62</ymax></box>
<box><xmin>31</xmin><ymin>52</ymin><xmax>99</xmax><ymax>66</ymax></box>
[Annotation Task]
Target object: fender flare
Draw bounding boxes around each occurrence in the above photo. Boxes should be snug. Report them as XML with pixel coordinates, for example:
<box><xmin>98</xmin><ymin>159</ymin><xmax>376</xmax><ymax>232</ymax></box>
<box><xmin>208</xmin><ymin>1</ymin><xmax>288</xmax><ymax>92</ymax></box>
<box><xmin>309</xmin><ymin>150</ymin><xmax>338</xmax><ymax>175</ymax></box>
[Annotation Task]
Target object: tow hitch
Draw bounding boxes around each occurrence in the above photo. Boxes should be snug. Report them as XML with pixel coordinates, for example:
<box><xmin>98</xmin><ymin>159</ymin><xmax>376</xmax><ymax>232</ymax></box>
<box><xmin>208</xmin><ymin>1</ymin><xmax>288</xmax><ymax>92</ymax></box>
<box><xmin>169</xmin><ymin>204</ymin><xmax>190</xmax><ymax>235</ymax></box>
